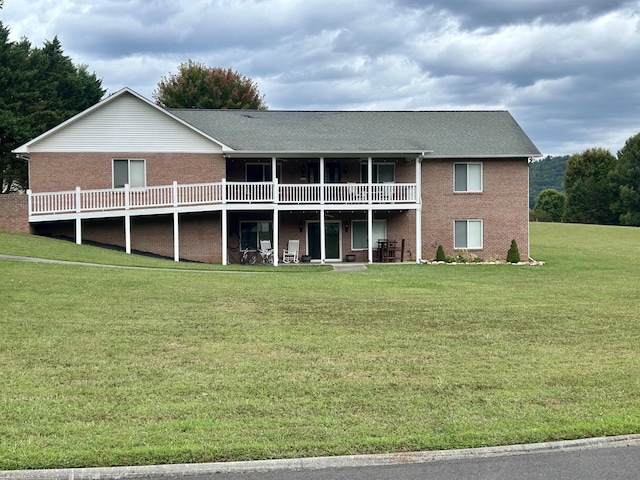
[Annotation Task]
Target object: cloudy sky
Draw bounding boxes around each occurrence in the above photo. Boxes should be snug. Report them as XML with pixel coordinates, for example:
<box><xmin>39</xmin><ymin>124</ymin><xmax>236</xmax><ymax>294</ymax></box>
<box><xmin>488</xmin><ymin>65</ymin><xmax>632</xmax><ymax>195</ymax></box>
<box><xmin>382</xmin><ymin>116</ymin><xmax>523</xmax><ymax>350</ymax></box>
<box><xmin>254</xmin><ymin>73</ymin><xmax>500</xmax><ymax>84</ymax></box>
<box><xmin>2</xmin><ymin>0</ymin><xmax>640</xmax><ymax>156</ymax></box>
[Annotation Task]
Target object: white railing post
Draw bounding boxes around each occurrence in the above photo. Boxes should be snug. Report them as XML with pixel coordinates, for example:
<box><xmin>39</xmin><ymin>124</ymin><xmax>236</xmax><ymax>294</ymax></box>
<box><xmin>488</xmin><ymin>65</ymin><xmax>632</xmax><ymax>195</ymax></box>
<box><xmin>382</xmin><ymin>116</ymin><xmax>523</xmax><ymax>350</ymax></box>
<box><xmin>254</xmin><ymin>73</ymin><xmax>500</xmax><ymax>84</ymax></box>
<box><xmin>273</xmin><ymin>177</ymin><xmax>279</xmax><ymax>204</ymax></box>
<box><xmin>222</xmin><ymin>178</ymin><xmax>227</xmax><ymax>204</ymax></box>
<box><xmin>172</xmin><ymin>181</ymin><xmax>179</xmax><ymax>207</ymax></box>
<box><xmin>75</xmin><ymin>186</ymin><xmax>82</xmax><ymax>213</ymax></box>
<box><xmin>124</xmin><ymin>184</ymin><xmax>130</xmax><ymax>210</ymax></box>
<box><xmin>27</xmin><ymin>189</ymin><xmax>32</xmax><ymax>216</ymax></box>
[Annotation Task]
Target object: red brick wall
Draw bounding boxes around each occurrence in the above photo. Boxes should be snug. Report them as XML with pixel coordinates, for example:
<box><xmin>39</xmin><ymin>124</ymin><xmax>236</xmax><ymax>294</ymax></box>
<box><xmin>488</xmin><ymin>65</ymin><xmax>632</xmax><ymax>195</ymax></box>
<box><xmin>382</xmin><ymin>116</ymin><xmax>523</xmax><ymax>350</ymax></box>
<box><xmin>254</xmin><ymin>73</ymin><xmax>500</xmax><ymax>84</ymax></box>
<box><xmin>0</xmin><ymin>194</ymin><xmax>30</xmax><ymax>234</ymax></box>
<box><xmin>31</xmin><ymin>213</ymin><xmax>223</xmax><ymax>263</ymax></box>
<box><xmin>422</xmin><ymin>158</ymin><xmax>529</xmax><ymax>261</ymax></box>
<box><xmin>28</xmin><ymin>152</ymin><xmax>226</xmax><ymax>192</ymax></box>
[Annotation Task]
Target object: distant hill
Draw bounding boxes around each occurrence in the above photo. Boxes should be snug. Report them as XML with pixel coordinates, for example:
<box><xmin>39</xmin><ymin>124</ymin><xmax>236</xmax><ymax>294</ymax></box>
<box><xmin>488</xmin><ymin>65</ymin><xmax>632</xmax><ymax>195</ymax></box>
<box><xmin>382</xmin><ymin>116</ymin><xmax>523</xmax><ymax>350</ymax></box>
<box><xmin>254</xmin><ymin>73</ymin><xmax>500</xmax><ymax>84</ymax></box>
<box><xmin>529</xmin><ymin>155</ymin><xmax>569</xmax><ymax>209</ymax></box>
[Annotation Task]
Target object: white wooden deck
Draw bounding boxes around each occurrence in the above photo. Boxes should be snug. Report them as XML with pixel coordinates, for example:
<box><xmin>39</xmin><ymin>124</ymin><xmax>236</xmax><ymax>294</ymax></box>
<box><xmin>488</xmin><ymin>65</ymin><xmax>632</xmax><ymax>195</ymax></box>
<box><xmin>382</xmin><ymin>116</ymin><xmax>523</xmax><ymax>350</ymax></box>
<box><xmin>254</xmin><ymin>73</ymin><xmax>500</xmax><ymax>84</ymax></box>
<box><xmin>28</xmin><ymin>180</ymin><xmax>419</xmax><ymax>221</ymax></box>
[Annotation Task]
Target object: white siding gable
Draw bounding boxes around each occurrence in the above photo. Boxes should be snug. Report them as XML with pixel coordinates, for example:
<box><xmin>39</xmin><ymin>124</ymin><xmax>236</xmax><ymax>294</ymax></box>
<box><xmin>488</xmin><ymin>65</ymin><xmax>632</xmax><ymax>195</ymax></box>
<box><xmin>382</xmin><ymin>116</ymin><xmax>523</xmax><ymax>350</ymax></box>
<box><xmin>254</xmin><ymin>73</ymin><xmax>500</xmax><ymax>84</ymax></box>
<box><xmin>27</xmin><ymin>93</ymin><xmax>223</xmax><ymax>153</ymax></box>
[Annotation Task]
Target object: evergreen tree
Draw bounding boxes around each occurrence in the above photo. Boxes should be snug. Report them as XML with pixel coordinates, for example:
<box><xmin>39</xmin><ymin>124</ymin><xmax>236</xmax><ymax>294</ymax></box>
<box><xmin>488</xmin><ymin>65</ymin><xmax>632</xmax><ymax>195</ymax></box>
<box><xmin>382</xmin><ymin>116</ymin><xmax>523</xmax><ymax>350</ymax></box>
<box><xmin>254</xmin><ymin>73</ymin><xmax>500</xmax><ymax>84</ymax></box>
<box><xmin>610</xmin><ymin>132</ymin><xmax>640</xmax><ymax>226</ymax></box>
<box><xmin>0</xmin><ymin>23</ymin><xmax>104</xmax><ymax>192</ymax></box>
<box><xmin>506</xmin><ymin>240</ymin><xmax>521</xmax><ymax>263</ymax></box>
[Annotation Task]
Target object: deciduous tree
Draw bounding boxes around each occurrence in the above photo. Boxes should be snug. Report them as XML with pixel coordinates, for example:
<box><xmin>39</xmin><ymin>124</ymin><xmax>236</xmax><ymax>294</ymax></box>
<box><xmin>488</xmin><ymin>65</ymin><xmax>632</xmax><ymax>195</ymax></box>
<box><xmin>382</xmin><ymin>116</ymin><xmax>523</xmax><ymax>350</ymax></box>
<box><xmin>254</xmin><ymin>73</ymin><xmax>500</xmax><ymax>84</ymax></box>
<box><xmin>154</xmin><ymin>61</ymin><xmax>267</xmax><ymax>110</ymax></box>
<box><xmin>534</xmin><ymin>188</ymin><xmax>565</xmax><ymax>222</ymax></box>
<box><xmin>563</xmin><ymin>148</ymin><xmax>617</xmax><ymax>224</ymax></box>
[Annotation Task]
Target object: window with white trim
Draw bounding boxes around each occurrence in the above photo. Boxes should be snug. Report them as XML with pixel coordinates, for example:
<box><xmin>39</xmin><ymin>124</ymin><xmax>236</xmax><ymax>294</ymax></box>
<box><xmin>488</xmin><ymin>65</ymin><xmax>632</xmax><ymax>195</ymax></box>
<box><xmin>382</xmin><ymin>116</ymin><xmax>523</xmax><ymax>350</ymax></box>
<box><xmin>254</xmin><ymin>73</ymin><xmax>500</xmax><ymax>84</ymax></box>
<box><xmin>454</xmin><ymin>163</ymin><xmax>482</xmax><ymax>192</ymax></box>
<box><xmin>113</xmin><ymin>159</ymin><xmax>145</xmax><ymax>188</ymax></box>
<box><xmin>351</xmin><ymin>220</ymin><xmax>387</xmax><ymax>250</ymax></box>
<box><xmin>454</xmin><ymin>220</ymin><xmax>483</xmax><ymax>249</ymax></box>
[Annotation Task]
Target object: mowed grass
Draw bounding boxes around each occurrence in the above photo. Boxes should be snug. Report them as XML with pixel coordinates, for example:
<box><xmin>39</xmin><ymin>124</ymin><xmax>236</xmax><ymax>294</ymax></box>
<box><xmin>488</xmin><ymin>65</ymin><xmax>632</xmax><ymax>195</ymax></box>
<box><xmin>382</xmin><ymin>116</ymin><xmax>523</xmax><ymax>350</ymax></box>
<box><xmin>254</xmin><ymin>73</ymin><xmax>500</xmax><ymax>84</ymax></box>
<box><xmin>1</xmin><ymin>223</ymin><xmax>639</xmax><ymax>469</ymax></box>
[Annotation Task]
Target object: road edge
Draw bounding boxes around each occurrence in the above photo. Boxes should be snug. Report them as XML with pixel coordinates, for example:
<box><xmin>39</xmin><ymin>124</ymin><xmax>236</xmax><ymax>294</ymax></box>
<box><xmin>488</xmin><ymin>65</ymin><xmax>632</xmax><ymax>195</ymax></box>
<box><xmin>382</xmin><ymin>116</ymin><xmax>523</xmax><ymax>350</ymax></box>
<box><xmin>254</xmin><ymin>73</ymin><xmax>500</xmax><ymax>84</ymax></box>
<box><xmin>2</xmin><ymin>434</ymin><xmax>640</xmax><ymax>479</ymax></box>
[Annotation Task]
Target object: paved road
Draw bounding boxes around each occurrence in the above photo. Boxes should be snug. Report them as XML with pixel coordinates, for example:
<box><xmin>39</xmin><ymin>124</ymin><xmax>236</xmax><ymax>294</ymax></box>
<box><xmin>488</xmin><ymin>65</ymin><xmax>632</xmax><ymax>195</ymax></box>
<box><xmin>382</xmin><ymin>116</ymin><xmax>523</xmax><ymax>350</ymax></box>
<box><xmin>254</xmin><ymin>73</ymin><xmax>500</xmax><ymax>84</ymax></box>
<box><xmin>4</xmin><ymin>436</ymin><xmax>640</xmax><ymax>480</ymax></box>
<box><xmin>156</xmin><ymin>445</ymin><xmax>639</xmax><ymax>480</ymax></box>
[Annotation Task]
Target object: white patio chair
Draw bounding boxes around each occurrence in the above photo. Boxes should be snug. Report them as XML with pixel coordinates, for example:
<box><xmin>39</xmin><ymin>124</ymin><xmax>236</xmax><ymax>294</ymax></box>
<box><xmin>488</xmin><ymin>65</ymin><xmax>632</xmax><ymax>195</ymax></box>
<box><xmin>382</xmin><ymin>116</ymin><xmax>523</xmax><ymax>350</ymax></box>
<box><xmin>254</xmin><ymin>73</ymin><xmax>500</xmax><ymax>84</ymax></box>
<box><xmin>258</xmin><ymin>240</ymin><xmax>274</xmax><ymax>264</ymax></box>
<box><xmin>282</xmin><ymin>239</ymin><xmax>300</xmax><ymax>263</ymax></box>
<box><xmin>348</xmin><ymin>183</ymin><xmax>366</xmax><ymax>202</ymax></box>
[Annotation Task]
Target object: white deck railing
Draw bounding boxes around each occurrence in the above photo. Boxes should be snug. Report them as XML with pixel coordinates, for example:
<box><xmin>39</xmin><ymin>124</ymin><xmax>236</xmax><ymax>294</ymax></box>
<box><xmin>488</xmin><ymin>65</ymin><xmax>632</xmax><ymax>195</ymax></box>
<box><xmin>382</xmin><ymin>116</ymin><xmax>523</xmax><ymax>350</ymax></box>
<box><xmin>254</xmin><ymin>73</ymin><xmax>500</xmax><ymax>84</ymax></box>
<box><xmin>28</xmin><ymin>181</ymin><xmax>417</xmax><ymax>216</ymax></box>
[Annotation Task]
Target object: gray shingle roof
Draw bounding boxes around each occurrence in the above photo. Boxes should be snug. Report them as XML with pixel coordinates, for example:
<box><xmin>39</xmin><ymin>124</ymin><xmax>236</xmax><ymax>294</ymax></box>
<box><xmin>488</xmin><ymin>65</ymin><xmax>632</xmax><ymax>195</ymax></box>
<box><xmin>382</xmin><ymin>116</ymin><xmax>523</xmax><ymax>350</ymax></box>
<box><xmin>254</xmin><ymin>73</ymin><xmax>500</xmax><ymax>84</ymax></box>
<box><xmin>169</xmin><ymin>109</ymin><xmax>541</xmax><ymax>157</ymax></box>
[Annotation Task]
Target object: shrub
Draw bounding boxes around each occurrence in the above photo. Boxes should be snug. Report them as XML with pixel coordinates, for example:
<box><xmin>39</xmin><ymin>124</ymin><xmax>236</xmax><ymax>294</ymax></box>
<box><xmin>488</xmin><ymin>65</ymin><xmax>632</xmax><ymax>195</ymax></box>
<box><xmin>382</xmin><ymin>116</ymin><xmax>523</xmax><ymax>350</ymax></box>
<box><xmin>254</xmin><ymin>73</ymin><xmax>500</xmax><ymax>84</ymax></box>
<box><xmin>436</xmin><ymin>245</ymin><xmax>447</xmax><ymax>262</ymax></box>
<box><xmin>506</xmin><ymin>239</ymin><xmax>521</xmax><ymax>263</ymax></box>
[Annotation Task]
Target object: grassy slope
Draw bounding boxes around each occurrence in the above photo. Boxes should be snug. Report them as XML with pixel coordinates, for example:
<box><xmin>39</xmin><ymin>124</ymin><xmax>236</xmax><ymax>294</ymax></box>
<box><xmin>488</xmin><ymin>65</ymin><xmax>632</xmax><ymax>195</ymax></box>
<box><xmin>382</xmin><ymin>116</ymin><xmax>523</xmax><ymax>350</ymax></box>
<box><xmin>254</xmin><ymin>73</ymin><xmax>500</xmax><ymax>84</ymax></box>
<box><xmin>0</xmin><ymin>224</ymin><xmax>639</xmax><ymax>469</ymax></box>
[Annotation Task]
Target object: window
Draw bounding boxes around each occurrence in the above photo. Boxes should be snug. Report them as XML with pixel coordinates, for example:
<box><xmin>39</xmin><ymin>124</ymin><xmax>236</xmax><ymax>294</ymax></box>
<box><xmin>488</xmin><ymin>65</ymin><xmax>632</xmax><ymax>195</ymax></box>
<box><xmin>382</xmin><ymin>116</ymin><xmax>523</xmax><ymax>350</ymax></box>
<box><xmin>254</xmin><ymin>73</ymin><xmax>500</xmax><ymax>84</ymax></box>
<box><xmin>454</xmin><ymin>163</ymin><xmax>482</xmax><ymax>192</ymax></box>
<box><xmin>240</xmin><ymin>221</ymin><xmax>272</xmax><ymax>250</ymax></box>
<box><xmin>454</xmin><ymin>220</ymin><xmax>483</xmax><ymax>249</ymax></box>
<box><xmin>308</xmin><ymin>162</ymin><xmax>341</xmax><ymax>183</ymax></box>
<box><xmin>360</xmin><ymin>162</ymin><xmax>395</xmax><ymax>183</ymax></box>
<box><xmin>113</xmin><ymin>159</ymin><xmax>145</xmax><ymax>188</ymax></box>
<box><xmin>351</xmin><ymin>220</ymin><xmax>387</xmax><ymax>250</ymax></box>
<box><xmin>246</xmin><ymin>163</ymin><xmax>281</xmax><ymax>182</ymax></box>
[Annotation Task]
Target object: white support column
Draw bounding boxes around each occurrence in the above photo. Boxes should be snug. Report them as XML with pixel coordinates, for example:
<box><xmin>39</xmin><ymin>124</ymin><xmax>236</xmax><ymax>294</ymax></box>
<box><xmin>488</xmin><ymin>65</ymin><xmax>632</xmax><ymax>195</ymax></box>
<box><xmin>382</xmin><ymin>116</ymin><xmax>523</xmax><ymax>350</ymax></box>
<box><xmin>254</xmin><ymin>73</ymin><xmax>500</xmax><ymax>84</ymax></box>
<box><xmin>75</xmin><ymin>186</ymin><xmax>82</xmax><ymax>245</ymax></box>
<box><xmin>125</xmin><ymin>214</ymin><xmax>131</xmax><ymax>254</ymax></box>
<box><xmin>272</xmin><ymin>157</ymin><xmax>278</xmax><ymax>203</ymax></box>
<box><xmin>272</xmin><ymin>209</ymin><xmax>279</xmax><ymax>266</ymax></box>
<box><xmin>367</xmin><ymin>157</ymin><xmax>373</xmax><ymax>203</ymax></box>
<box><xmin>271</xmin><ymin>157</ymin><xmax>279</xmax><ymax>266</ymax></box>
<box><xmin>319</xmin><ymin>157</ymin><xmax>326</xmax><ymax>264</ymax></box>
<box><xmin>75</xmin><ymin>218</ymin><xmax>82</xmax><ymax>245</ymax></box>
<box><xmin>124</xmin><ymin>184</ymin><xmax>131</xmax><ymax>254</ymax></box>
<box><xmin>173</xmin><ymin>212</ymin><xmax>180</xmax><ymax>262</ymax></box>
<box><xmin>320</xmin><ymin>208</ymin><xmax>326</xmax><ymax>265</ymax></box>
<box><xmin>416</xmin><ymin>157</ymin><xmax>423</xmax><ymax>263</ymax></box>
<box><xmin>172</xmin><ymin>181</ymin><xmax>179</xmax><ymax>262</ymax></box>
<box><xmin>367</xmin><ymin>207</ymin><xmax>374</xmax><ymax>264</ymax></box>
<box><xmin>222</xmin><ymin>208</ymin><xmax>228</xmax><ymax>266</ymax></box>
<box><xmin>416</xmin><ymin>206</ymin><xmax>422</xmax><ymax>263</ymax></box>
<box><xmin>367</xmin><ymin>157</ymin><xmax>374</xmax><ymax>263</ymax></box>
<box><xmin>319</xmin><ymin>157</ymin><xmax>325</xmax><ymax>205</ymax></box>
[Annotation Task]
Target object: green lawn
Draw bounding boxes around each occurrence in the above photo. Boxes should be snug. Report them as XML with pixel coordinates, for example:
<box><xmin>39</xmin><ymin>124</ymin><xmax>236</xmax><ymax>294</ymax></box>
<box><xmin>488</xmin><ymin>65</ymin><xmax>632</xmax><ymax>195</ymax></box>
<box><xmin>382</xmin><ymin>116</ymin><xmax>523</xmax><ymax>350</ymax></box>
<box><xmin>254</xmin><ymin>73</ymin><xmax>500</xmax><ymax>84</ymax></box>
<box><xmin>1</xmin><ymin>223</ymin><xmax>639</xmax><ymax>470</ymax></box>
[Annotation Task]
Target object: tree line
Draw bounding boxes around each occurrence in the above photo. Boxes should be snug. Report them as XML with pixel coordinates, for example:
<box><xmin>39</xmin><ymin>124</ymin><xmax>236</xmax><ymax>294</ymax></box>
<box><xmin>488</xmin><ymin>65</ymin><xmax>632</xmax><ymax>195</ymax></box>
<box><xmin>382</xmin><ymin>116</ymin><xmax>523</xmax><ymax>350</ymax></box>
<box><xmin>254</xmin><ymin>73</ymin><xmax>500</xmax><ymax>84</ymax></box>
<box><xmin>1</xmin><ymin>19</ymin><xmax>267</xmax><ymax>193</ymax></box>
<box><xmin>0</xmin><ymin>21</ymin><xmax>105</xmax><ymax>193</ymax></box>
<box><xmin>532</xmin><ymin>137</ymin><xmax>640</xmax><ymax>226</ymax></box>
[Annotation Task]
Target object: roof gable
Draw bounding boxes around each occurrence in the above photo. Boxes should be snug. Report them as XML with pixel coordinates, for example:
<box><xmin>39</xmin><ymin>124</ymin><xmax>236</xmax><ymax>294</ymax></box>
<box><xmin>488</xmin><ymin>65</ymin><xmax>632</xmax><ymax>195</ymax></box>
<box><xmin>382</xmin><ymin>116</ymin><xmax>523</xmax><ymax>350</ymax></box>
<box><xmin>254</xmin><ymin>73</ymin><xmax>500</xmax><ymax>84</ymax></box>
<box><xmin>14</xmin><ymin>88</ymin><xmax>228</xmax><ymax>154</ymax></box>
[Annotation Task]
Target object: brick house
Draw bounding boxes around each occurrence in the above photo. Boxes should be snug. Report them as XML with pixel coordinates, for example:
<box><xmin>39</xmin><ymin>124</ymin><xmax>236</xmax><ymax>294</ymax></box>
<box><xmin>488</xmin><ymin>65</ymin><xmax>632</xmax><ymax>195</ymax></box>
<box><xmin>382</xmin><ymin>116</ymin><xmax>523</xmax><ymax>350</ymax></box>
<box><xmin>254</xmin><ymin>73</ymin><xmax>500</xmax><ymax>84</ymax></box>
<box><xmin>13</xmin><ymin>87</ymin><xmax>541</xmax><ymax>265</ymax></box>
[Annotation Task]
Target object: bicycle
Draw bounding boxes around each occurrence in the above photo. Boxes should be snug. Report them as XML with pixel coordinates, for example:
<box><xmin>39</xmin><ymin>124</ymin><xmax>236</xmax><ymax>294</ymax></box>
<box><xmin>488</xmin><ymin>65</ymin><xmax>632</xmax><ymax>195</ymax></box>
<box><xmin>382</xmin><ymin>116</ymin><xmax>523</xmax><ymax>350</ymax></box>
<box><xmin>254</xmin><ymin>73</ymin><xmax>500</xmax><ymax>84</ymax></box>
<box><xmin>239</xmin><ymin>247</ymin><xmax>258</xmax><ymax>265</ymax></box>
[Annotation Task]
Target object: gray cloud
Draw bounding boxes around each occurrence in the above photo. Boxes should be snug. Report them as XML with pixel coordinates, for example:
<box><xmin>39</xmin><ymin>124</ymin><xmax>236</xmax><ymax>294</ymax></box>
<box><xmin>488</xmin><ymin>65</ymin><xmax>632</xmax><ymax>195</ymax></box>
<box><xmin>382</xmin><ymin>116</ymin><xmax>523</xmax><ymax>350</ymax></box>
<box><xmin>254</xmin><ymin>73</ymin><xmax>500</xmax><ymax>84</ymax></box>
<box><xmin>3</xmin><ymin>0</ymin><xmax>640</xmax><ymax>156</ymax></box>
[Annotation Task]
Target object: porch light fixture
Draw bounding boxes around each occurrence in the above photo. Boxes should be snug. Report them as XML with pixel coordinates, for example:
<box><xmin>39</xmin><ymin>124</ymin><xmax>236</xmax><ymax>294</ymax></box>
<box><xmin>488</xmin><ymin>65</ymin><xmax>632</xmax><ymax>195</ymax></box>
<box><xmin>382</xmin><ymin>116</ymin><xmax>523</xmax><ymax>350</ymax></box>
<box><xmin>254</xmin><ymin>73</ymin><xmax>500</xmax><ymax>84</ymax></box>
<box><xmin>345</xmin><ymin>222</ymin><xmax>349</xmax><ymax>233</ymax></box>
<box><xmin>299</xmin><ymin>223</ymin><xmax>304</xmax><ymax>232</ymax></box>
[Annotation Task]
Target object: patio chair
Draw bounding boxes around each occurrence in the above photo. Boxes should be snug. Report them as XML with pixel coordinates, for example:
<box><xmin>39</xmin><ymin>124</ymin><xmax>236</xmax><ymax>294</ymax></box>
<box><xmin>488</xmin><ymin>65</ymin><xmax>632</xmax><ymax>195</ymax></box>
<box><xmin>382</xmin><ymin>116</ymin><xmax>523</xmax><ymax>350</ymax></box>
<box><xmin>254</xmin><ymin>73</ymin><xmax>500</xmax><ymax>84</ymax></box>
<box><xmin>347</xmin><ymin>183</ymin><xmax>366</xmax><ymax>202</ymax></box>
<box><xmin>258</xmin><ymin>240</ymin><xmax>274</xmax><ymax>264</ymax></box>
<box><xmin>282</xmin><ymin>239</ymin><xmax>300</xmax><ymax>263</ymax></box>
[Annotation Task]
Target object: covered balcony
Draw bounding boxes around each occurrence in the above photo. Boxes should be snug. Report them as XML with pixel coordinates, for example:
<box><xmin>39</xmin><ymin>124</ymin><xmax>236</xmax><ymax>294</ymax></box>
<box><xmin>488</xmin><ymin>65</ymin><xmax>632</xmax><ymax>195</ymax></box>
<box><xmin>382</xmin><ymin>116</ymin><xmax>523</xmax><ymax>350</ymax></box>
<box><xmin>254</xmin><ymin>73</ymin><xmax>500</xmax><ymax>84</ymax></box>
<box><xmin>27</xmin><ymin>180</ymin><xmax>419</xmax><ymax>220</ymax></box>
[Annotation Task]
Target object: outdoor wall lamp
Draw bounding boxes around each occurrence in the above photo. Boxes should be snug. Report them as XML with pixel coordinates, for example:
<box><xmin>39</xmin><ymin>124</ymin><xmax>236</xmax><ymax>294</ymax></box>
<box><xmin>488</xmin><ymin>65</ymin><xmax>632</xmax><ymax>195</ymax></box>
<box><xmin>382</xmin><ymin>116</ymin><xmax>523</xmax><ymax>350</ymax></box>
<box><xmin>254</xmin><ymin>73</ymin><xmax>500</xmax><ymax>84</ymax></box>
<box><xmin>299</xmin><ymin>223</ymin><xmax>304</xmax><ymax>232</ymax></box>
<box><xmin>345</xmin><ymin>222</ymin><xmax>349</xmax><ymax>232</ymax></box>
